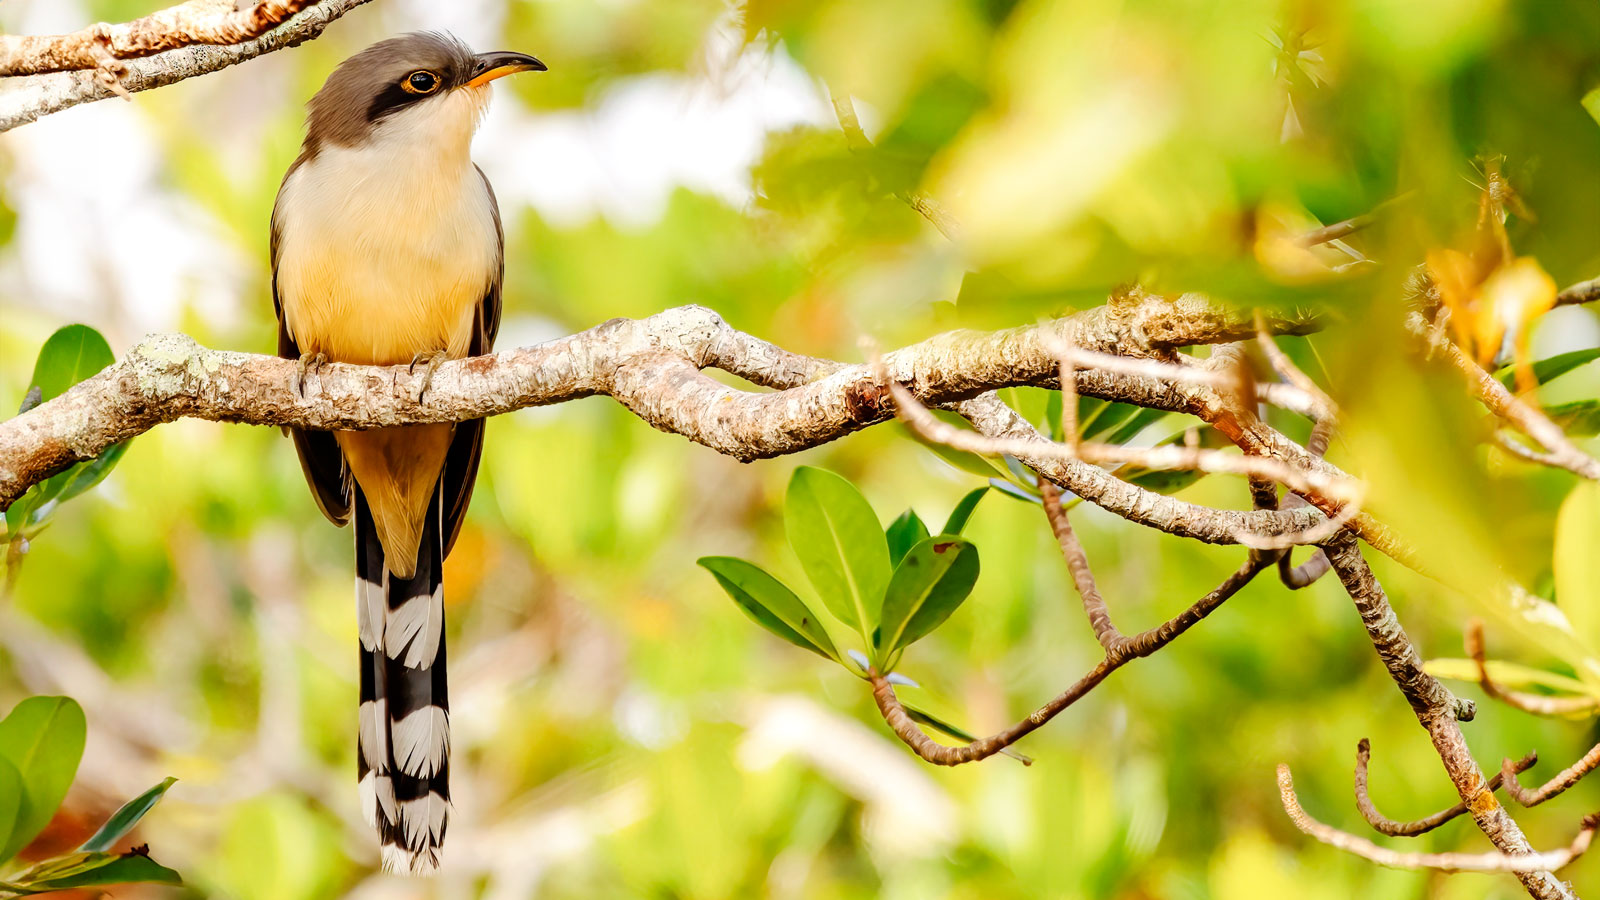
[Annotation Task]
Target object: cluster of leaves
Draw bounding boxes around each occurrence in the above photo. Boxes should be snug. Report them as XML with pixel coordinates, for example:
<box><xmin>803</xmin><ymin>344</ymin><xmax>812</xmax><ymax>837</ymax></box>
<box><xmin>0</xmin><ymin>697</ymin><xmax>179</xmax><ymax>896</ymax></box>
<box><xmin>700</xmin><ymin>466</ymin><xmax>984</xmax><ymax>676</ymax></box>
<box><xmin>4</xmin><ymin>325</ymin><xmax>128</xmax><ymax>548</ymax></box>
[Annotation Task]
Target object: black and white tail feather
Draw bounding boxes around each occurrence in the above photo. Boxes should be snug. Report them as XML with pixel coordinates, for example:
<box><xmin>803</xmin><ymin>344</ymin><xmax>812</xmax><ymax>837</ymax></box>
<box><xmin>355</xmin><ymin>486</ymin><xmax>450</xmax><ymax>875</ymax></box>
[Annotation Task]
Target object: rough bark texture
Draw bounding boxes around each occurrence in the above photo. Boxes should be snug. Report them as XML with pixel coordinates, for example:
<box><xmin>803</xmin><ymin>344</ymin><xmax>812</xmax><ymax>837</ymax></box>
<box><xmin>1322</xmin><ymin>534</ymin><xmax>1577</xmax><ymax>900</ymax></box>
<box><xmin>0</xmin><ymin>301</ymin><xmax>1329</xmax><ymax>551</ymax></box>
<box><xmin>0</xmin><ymin>0</ymin><xmax>373</xmax><ymax>131</ymax></box>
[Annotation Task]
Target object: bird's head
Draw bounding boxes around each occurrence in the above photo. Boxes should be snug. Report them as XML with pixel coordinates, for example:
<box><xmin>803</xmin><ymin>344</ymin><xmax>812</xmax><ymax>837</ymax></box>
<box><xmin>303</xmin><ymin>32</ymin><xmax>545</xmax><ymax>156</ymax></box>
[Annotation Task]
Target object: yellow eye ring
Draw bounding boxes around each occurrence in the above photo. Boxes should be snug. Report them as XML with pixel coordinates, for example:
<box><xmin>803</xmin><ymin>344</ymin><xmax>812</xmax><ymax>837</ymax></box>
<box><xmin>402</xmin><ymin>70</ymin><xmax>441</xmax><ymax>95</ymax></box>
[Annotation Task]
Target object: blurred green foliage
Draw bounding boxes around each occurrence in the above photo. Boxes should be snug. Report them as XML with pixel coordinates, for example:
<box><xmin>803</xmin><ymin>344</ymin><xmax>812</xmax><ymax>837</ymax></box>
<box><xmin>1</xmin><ymin>1</ymin><xmax>1600</xmax><ymax>898</ymax></box>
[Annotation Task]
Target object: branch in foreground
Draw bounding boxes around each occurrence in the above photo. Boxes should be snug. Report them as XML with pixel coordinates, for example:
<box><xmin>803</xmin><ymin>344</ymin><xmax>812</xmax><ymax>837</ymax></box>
<box><xmin>1503</xmin><ymin>745</ymin><xmax>1600</xmax><ymax>810</ymax></box>
<box><xmin>1408</xmin><ymin>312</ymin><xmax>1600</xmax><ymax>482</ymax></box>
<box><xmin>868</xmin><ymin>555</ymin><xmax>1267</xmax><ymax>765</ymax></box>
<box><xmin>0</xmin><ymin>1</ymin><xmax>316</xmax><ymax>79</ymax></box>
<box><xmin>1556</xmin><ymin>278</ymin><xmax>1600</xmax><ymax>308</ymax></box>
<box><xmin>0</xmin><ymin>0</ymin><xmax>373</xmax><ymax>132</ymax></box>
<box><xmin>1466</xmin><ymin>620</ymin><xmax>1600</xmax><ymax>717</ymax></box>
<box><xmin>1355</xmin><ymin>737</ymin><xmax>1537</xmax><ymax>837</ymax></box>
<box><xmin>1280</xmin><ymin>764</ymin><xmax>1597</xmax><ymax>873</ymax></box>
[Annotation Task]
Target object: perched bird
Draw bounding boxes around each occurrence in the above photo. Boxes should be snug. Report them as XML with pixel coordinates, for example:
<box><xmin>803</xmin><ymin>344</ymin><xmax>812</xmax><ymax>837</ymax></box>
<box><xmin>269</xmin><ymin>32</ymin><xmax>544</xmax><ymax>874</ymax></box>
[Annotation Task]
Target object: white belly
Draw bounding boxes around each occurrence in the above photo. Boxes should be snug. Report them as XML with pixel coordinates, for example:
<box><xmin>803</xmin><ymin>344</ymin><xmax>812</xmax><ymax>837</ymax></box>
<box><xmin>274</xmin><ymin>142</ymin><xmax>498</xmax><ymax>366</ymax></box>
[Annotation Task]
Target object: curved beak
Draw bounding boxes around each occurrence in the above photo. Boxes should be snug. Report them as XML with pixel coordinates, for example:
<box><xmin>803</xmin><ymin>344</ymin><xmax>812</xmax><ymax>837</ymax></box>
<box><xmin>464</xmin><ymin>51</ymin><xmax>547</xmax><ymax>88</ymax></box>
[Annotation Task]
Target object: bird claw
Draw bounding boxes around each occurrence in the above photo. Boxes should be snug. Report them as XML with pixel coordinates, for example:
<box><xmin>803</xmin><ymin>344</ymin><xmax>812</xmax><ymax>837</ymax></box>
<box><xmin>295</xmin><ymin>352</ymin><xmax>328</xmax><ymax>397</ymax></box>
<box><xmin>408</xmin><ymin>351</ymin><xmax>448</xmax><ymax>404</ymax></box>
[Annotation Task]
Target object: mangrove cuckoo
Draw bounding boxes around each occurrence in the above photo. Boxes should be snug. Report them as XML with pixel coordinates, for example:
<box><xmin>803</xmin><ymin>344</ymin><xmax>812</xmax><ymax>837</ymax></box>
<box><xmin>270</xmin><ymin>32</ymin><xmax>544</xmax><ymax>874</ymax></box>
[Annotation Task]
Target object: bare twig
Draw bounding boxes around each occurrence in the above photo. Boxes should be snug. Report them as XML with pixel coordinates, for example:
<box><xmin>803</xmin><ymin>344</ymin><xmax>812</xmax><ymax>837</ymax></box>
<box><xmin>1555</xmin><ymin>278</ymin><xmax>1600</xmax><ymax>308</ymax></box>
<box><xmin>1254</xmin><ymin>311</ymin><xmax>1338</xmax><ymax>422</ymax></box>
<box><xmin>1040</xmin><ymin>481</ymin><xmax>1120</xmax><ymax>652</ymax></box>
<box><xmin>1466</xmin><ymin>620</ymin><xmax>1600</xmax><ymax>717</ymax></box>
<box><xmin>0</xmin><ymin>0</ymin><xmax>373</xmax><ymax>132</ymax></box>
<box><xmin>869</xmin><ymin>556</ymin><xmax>1267</xmax><ymax>765</ymax></box>
<box><xmin>1355</xmin><ymin>738</ymin><xmax>1538</xmax><ymax>837</ymax></box>
<box><xmin>1322</xmin><ymin>534</ymin><xmax>1575</xmax><ymax>899</ymax></box>
<box><xmin>881</xmin><ymin>368</ymin><xmax>1362</xmax><ymax>508</ymax></box>
<box><xmin>1280</xmin><ymin>763</ymin><xmax>1597</xmax><ymax>873</ymax></box>
<box><xmin>1504</xmin><ymin>745</ymin><xmax>1600</xmax><ymax>809</ymax></box>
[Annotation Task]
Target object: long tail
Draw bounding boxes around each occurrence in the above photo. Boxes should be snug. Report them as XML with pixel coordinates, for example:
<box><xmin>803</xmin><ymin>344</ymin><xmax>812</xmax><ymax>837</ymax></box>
<box><xmin>355</xmin><ymin>484</ymin><xmax>450</xmax><ymax>874</ymax></box>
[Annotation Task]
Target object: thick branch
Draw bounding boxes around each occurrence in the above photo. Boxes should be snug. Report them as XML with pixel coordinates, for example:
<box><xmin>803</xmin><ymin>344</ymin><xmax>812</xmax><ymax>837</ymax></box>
<box><xmin>0</xmin><ymin>1</ymin><xmax>316</xmax><ymax>77</ymax></box>
<box><xmin>0</xmin><ymin>0</ymin><xmax>373</xmax><ymax>132</ymax></box>
<box><xmin>0</xmin><ymin>302</ymin><xmax>1326</xmax><ymax>557</ymax></box>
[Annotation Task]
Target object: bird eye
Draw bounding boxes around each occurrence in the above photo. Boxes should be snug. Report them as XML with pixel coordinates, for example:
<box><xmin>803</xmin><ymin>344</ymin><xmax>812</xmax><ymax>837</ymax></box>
<box><xmin>403</xmin><ymin>70</ymin><xmax>440</xmax><ymax>94</ymax></box>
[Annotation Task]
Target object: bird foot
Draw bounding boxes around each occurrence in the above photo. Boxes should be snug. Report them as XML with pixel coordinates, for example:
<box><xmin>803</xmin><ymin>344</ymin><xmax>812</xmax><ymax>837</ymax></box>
<box><xmin>408</xmin><ymin>350</ymin><xmax>449</xmax><ymax>404</ymax></box>
<box><xmin>295</xmin><ymin>352</ymin><xmax>328</xmax><ymax>397</ymax></box>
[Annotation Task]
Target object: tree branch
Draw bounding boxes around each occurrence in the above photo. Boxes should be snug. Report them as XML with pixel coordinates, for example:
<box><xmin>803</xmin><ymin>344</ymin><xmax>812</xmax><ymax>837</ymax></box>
<box><xmin>869</xmin><ymin>555</ymin><xmax>1267</xmax><ymax>765</ymax></box>
<box><xmin>1504</xmin><ymin>745</ymin><xmax>1600</xmax><ymax>809</ymax></box>
<box><xmin>1355</xmin><ymin>737</ymin><xmax>1538</xmax><ymax>837</ymax></box>
<box><xmin>1466</xmin><ymin>620</ymin><xmax>1600</xmax><ymax>717</ymax></box>
<box><xmin>1280</xmin><ymin>763</ymin><xmax>1597</xmax><ymax>874</ymax></box>
<box><xmin>0</xmin><ymin>0</ymin><xmax>373</xmax><ymax>132</ymax></box>
<box><xmin>1319</xmin><ymin>533</ymin><xmax>1576</xmax><ymax>899</ymax></box>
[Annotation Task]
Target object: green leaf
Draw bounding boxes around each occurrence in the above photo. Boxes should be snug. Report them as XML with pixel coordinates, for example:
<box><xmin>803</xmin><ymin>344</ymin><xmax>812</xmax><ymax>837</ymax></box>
<box><xmin>885</xmin><ymin>510</ymin><xmax>930</xmax><ymax>566</ymax></box>
<box><xmin>1495</xmin><ymin>348</ymin><xmax>1600</xmax><ymax>389</ymax></box>
<box><xmin>1079</xmin><ymin>398</ymin><xmax>1142</xmax><ymax>440</ymax></box>
<box><xmin>1546</xmin><ymin>400</ymin><xmax>1600</xmax><ymax>437</ymax></box>
<box><xmin>1102</xmin><ymin>407</ymin><xmax>1171</xmax><ymax>445</ymax></box>
<box><xmin>988</xmin><ymin>477</ymin><xmax>1043</xmax><ymax>505</ymax></box>
<box><xmin>1425</xmin><ymin>658</ymin><xmax>1596</xmax><ymax>697</ymax></box>
<box><xmin>1584</xmin><ymin>85</ymin><xmax>1600</xmax><ymax>128</ymax></box>
<box><xmin>6</xmin><ymin>326</ymin><xmax>128</xmax><ymax>533</ymax></box>
<box><xmin>784</xmin><ymin>467</ymin><xmax>890</xmax><ymax>635</ymax></box>
<box><xmin>27</xmin><ymin>325</ymin><xmax>114</xmax><ymax>404</ymax></box>
<box><xmin>79</xmin><ymin>778</ymin><xmax>178</xmax><ymax>853</ymax></box>
<box><xmin>698</xmin><ymin>557</ymin><xmax>839</xmax><ymax>661</ymax></box>
<box><xmin>941</xmin><ymin>487</ymin><xmax>988</xmax><ymax>535</ymax></box>
<box><xmin>1556</xmin><ymin>482</ymin><xmax>1600</xmax><ymax>648</ymax></box>
<box><xmin>876</xmin><ymin>536</ymin><xmax>980</xmax><ymax>667</ymax></box>
<box><xmin>0</xmin><ymin>757</ymin><xmax>22</xmax><ymax>867</ymax></box>
<box><xmin>903</xmin><ymin>703</ymin><xmax>1031</xmax><ymax>765</ymax></box>
<box><xmin>0</xmin><ymin>697</ymin><xmax>87</xmax><ymax>862</ymax></box>
<box><xmin>5</xmin><ymin>851</ymin><xmax>181</xmax><ymax>893</ymax></box>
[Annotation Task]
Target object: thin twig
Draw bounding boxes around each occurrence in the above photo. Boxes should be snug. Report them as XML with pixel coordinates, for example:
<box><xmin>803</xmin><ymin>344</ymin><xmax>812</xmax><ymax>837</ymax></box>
<box><xmin>869</xmin><ymin>557</ymin><xmax>1266</xmax><ymax>765</ymax></box>
<box><xmin>1280</xmin><ymin>763</ymin><xmax>1598</xmax><ymax>872</ymax></box>
<box><xmin>1555</xmin><ymin>278</ymin><xmax>1600</xmax><ymax>308</ymax></box>
<box><xmin>1410</xmin><ymin>312</ymin><xmax>1600</xmax><ymax>481</ymax></box>
<box><xmin>1355</xmin><ymin>737</ymin><xmax>1538</xmax><ymax>837</ymax></box>
<box><xmin>1254</xmin><ymin>311</ymin><xmax>1338</xmax><ymax>423</ymax></box>
<box><xmin>880</xmin><ymin>367</ymin><xmax>1363</xmax><ymax>508</ymax></box>
<box><xmin>1504</xmin><ymin>744</ymin><xmax>1600</xmax><ymax>809</ymax></box>
<box><xmin>1466</xmin><ymin>620</ymin><xmax>1600</xmax><ymax>717</ymax></box>
<box><xmin>1040</xmin><ymin>481</ymin><xmax>1120</xmax><ymax>652</ymax></box>
<box><xmin>827</xmin><ymin>88</ymin><xmax>961</xmax><ymax>240</ymax></box>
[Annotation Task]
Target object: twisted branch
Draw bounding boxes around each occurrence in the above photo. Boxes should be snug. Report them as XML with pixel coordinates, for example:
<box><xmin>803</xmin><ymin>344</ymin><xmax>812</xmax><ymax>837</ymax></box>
<box><xmin>1355</xmin><ymin>737</ymin><xmax>1538</xmax><ymax>837</ymax></box>
<box><xmin>1504</xmin><ymin>745</ymin><xmax>1600</xmax><ymax>809</ymax></box>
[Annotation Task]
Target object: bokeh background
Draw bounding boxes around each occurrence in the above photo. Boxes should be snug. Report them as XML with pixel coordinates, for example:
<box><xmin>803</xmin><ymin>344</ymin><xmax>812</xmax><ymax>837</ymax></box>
<box><xmin>3</xmin><ymin>0</ymin><xmax>1600</xmax><ymax>897</ymax></box>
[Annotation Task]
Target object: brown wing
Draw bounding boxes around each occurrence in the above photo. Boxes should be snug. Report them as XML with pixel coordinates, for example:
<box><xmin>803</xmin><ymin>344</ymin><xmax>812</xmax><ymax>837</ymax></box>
<box><xmin>439</xmin><ymin>166</ymin><xmax>505</xmax><ymax>558</ymax></box>
<box><xmin>273</xmin><ymin>152</ymin><xmax>352</xmax><ymax>526</ymax></box>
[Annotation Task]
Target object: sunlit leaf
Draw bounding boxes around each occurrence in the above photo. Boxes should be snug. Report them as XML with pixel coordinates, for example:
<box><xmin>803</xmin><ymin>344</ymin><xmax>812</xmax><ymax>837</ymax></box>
<box><xmin>1555</xmin><ymin>483</ymin><xmax>1600</xmax><ymax>649</ymax></box>
<box><xmin>0</xmin><ymin>697</ymin><xmax>87</xmax><ymax>862</ymax></box>
<box><xmin>784</xmin><ymin>467</ymin><xmax>890</xmax><ymax>634</ymax></box>
<box><xmin>941</xmin><ymin>487</ymin><xmax>988</xmax><ymax>535</ymax></box>
<box><xmin>876</xmin><ymin>535</ymin><xmax>979</xmax><ymax>667</ymax></box>
<box><xmin>79</xmin><ymin>777</ymin><xmax>178</xmax><ymax>853</ymax></box>
<box><xmin>1584</xmin><ymin>86</ymin><xmax>1600</xmax><ymax>128</ymax></box>
<box><xmin>698</xmin><ymin>557</ymin><xmax>839</xmax><ymax>662</ymax></box>
<box><xmin>5</xmin><ymin>851</ymin><xmax>181</xmax><ymax>893</ymax></box>
<box><xmin>885</xmin><ymin>509</ymin><xmax>930</xmax><ymax>566</ymax></box>
<box><xmin>1425</xmin><ymin>658</ymin><xmax>1597</xmax><ymax>697</ymax></box>
<box><xmin>27</xmin><ymin>325</ymin><xmax>114</xmax><ymax>404</ymax></box>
